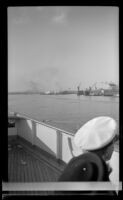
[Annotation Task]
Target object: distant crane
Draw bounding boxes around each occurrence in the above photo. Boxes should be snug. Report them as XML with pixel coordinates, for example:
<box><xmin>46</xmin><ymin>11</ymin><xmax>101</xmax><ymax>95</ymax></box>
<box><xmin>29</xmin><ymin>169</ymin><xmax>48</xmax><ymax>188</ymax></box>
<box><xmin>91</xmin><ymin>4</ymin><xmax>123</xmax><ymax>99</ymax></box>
<box><xmin>91</xmin><ymin>82</ymin><xmax>97</xmax><ymax>90</ymax></box>
<box><xmin>77</xmin><ymin>82</ymin><xmax>83</xmax><ymax>96</ymax></box>
<box><xmin>77</xmin><ymin>82</ymin><xmax>81</xmax><ymax>91</ymax></box>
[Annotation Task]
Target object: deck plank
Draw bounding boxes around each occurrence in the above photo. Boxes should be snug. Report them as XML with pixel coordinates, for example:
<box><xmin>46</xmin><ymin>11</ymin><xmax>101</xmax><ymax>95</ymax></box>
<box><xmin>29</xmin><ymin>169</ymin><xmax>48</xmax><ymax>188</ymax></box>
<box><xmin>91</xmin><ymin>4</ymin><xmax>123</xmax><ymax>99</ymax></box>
<box><xmin>17</xmin><ymin>136</ymin><xmax>66</xmax><ymax>172</ymax></box>
<box><xmin>8</xmin><ymin>137</ymin><xmax>63</xmax><ymax>182</ymax></box>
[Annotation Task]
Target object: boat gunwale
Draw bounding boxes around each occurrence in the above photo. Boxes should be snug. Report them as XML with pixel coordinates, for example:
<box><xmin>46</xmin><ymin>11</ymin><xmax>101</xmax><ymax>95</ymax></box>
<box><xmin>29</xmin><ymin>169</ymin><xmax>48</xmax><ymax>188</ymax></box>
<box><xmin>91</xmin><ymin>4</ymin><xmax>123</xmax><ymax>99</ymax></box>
<box><xmin>8</xmin><ymin>112</ymin><xmax>75</xmax><ymax>137</ymax></box>
<box><xmin>8</xmin><ymin>112</ymin><xmax>119</xmax><ymax>152</ymax></box>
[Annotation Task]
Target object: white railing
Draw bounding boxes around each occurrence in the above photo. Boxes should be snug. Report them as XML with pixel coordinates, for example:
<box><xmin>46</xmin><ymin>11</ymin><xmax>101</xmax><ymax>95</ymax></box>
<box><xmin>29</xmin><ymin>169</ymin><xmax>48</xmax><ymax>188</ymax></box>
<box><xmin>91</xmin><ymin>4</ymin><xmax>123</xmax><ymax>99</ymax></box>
<box><xmin>11</xmin><ymin>112</ymin><xmax>76</xmax><ymax>163</ymax></box>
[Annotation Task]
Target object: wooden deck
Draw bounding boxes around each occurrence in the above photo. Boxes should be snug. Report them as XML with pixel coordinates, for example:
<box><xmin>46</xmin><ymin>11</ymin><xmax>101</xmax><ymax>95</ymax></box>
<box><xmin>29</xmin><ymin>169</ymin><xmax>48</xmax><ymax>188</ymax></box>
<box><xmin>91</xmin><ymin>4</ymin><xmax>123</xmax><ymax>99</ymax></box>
<box><xmin>8</xmin><ymin>136</ymin><xmax>66</xmax><ymax>182</ymax></box>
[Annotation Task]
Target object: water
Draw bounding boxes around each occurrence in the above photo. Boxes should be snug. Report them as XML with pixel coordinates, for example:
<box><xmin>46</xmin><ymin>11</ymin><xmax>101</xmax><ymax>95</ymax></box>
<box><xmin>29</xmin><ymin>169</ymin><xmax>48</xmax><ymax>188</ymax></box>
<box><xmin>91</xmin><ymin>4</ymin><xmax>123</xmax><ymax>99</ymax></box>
<box><xmin>8</xmin><ymin>94</ymin><xmax>119</xmax><ymax>134</ymax></box>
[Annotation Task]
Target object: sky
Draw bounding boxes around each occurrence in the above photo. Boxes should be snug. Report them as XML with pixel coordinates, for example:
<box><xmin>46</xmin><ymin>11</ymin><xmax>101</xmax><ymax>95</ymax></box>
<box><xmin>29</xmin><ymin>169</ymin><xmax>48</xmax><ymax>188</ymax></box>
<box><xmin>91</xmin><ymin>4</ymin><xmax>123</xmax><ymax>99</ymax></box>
<box><xmin>8</xmin><ymin>6</ymin><xmax>119</xmax><ymax>92</ymax></box>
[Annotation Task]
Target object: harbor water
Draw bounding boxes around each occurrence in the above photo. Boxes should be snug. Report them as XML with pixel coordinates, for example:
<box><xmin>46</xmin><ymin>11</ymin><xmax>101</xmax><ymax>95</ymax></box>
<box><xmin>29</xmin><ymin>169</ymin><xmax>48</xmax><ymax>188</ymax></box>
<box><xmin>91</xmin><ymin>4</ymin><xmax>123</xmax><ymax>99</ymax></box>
<box><xmin>8</xmin><ymin>94</ymin><xmax>119</xmax><ymax>134</ymax></box>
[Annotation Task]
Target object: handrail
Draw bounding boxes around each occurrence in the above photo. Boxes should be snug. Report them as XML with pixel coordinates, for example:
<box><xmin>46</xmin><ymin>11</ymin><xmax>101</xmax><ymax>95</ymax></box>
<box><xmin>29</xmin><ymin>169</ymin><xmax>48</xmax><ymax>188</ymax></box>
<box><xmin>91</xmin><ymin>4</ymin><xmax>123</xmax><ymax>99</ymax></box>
<box><xmin>8</xmin><ymin>111</ymin><xmax>119</xmax><ymax>153</ymax></box>
<box><xmin>8</xmin><ymin>111</ymin><xmax>74</xmax><ymax>137</ymax></box>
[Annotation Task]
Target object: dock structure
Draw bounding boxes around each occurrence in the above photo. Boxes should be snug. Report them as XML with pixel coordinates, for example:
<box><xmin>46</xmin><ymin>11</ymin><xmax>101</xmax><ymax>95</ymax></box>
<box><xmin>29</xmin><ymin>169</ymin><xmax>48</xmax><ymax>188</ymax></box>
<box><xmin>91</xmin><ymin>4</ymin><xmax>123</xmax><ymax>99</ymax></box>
<box><xmin>77</xmin><ymin>82</ymin><xmax>119</xmax><ymax>96</ymax></box>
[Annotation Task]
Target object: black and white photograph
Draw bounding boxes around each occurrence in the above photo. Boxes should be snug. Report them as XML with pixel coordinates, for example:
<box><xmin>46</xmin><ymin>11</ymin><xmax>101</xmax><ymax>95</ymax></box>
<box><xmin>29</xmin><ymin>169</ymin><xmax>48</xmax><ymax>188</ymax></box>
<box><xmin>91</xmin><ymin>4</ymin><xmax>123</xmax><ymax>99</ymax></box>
<box><xmin>2</xmin><ymin>5</ymin><xmax>121</xmax><ymax>195</ymax></box>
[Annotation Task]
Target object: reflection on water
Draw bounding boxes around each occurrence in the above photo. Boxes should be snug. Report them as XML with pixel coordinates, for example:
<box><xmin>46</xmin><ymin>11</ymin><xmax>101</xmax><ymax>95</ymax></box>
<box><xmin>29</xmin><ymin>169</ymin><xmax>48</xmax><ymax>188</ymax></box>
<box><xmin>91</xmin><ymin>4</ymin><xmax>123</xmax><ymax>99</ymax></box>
<box><xmin>8</xmin><ymin>94</ymin><xmax>119</xmax><ymax>133</ymax></box>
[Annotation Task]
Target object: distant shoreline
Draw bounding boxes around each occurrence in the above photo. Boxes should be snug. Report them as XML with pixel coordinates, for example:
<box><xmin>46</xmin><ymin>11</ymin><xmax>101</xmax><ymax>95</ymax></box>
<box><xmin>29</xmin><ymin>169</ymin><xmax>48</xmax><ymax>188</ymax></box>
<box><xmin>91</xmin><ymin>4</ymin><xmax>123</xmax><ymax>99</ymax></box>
<box><xmin>8</xmin><ymin>92</ymin><xmax>49</xmax><ymax>95</ymax></box>
<box><xmin>8</xmin><ymin>92</ymin><xmax>41</xmax><ymax>95</ymax></box>
<box><xmin>8</xmin><ymin>92</ymin><xmax>119</xmax><ymax>97</ymax></box>
<box><xmin>8</xmin><ymin>92</ymin><xmax>77</xmax><ymax>95</ymax></box>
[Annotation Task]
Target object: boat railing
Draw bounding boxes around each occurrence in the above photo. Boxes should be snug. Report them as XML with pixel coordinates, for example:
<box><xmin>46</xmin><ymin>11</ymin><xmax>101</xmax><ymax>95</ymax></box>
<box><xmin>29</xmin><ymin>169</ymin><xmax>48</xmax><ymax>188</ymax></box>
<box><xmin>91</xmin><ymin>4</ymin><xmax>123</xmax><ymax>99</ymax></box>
<box><xmin>8</xmin><ymin>111</ymin><xmax>77</xmax><ymax>163</ymax></box>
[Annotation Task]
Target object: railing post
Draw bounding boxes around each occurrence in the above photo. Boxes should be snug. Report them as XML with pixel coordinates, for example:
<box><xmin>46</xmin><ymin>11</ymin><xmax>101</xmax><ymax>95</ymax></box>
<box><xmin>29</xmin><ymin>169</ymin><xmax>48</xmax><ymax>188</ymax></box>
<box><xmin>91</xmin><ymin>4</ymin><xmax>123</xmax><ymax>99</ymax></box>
<box><xmin>32</xmin><ymin>121</ymin><xmax>36</xmax><ymax>146</ymax></box>
<box><xmin>56</xmin><ymin>130</ymin><xmax>62</xmax><ymax>160</ymax></box>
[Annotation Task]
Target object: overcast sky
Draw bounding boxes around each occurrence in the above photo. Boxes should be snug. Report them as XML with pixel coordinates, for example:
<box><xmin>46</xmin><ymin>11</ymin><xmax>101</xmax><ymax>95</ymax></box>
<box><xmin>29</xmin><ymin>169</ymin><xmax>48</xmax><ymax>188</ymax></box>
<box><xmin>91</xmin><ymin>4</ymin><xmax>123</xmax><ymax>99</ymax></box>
<box><xmin>8</xmin><ymin>6</ymin><xmax>119</xmax><ymax>92</ymax></box>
